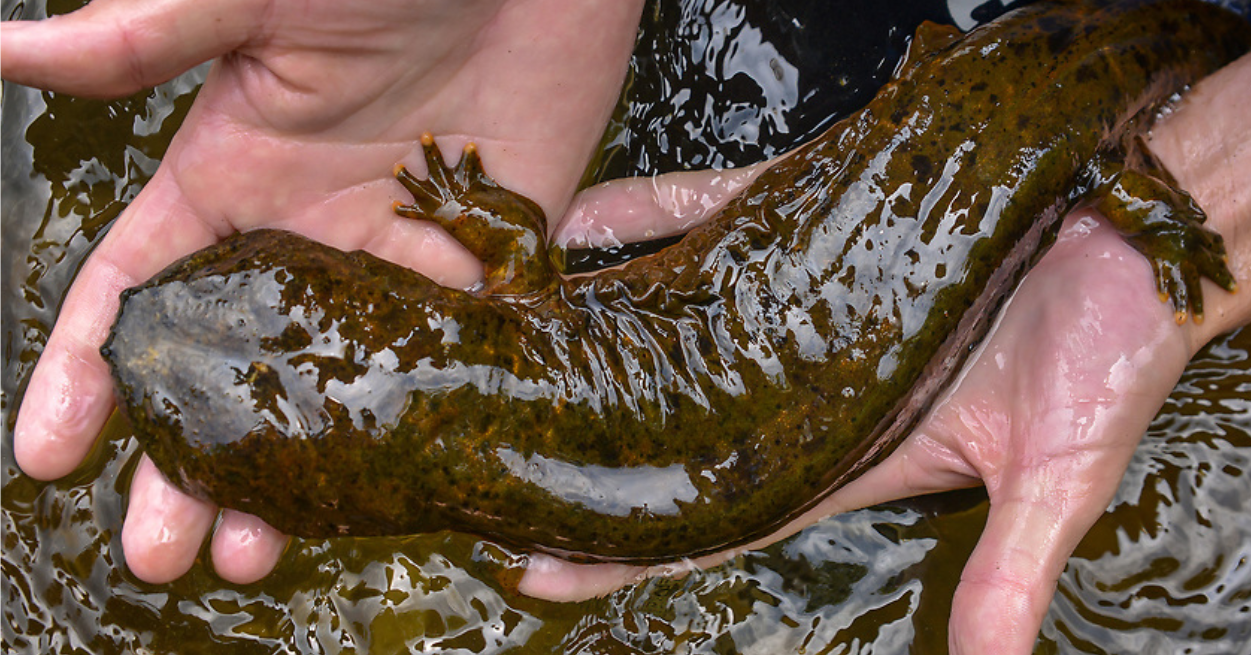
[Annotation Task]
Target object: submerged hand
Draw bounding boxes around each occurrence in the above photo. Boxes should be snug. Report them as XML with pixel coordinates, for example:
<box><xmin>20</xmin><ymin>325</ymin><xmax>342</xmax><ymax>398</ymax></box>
<box><xmin>527</xmin><ymin>53</ymin><xmax>1251</xmax><ymax>654</ymax></box>
<box><xmin>2</xmin><ymin>0</ymin><xmax>643</xmax><ymax>584</ymax></box>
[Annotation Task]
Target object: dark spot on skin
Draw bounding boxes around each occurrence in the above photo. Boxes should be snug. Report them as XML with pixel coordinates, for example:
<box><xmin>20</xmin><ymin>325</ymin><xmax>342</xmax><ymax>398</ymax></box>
<box><xmin>911</xmin><ymin>154</ymin><xmax>933</xmax><ymax>180</ymax></box>
<box><xmin>970</xmin><ymin>81</ymin><xmax>988</xmax><ymax>93</ymax></box>
<box><xmin>1036</xmin><ymin>15</ymin><xmax>1065</xmax><ymax>33</ymax></box>
<box><xmin>1046</xmin><ymin>26</ymin><xmax>1074</xmax><ymax>54</ymax></box>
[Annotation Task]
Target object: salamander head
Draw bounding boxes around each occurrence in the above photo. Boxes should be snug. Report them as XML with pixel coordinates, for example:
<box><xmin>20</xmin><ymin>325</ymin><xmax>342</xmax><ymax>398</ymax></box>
<box><xmin>103</xmin><ymin>267</ymin><xmax>317</xmax><ymax>452</ymax></box>
<box><xmin>103</xmin><ymin>230</ymin><xmax>462</xmax><ymax>459</ymax></box>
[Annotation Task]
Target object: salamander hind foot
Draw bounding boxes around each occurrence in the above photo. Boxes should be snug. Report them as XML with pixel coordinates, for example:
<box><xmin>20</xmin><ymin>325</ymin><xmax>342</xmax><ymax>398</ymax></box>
<box><xmin>1090</xmin><ymin>163</ymin><xmax>1236</xmax><ymax>324</ymax></box>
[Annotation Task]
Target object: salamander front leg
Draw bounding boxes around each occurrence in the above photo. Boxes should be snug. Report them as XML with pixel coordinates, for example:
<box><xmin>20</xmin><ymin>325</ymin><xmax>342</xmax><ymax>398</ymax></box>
<box><xmin>393</xmin><ymin>133</ymin><xmax>556</xmax><ymax>296</ymax></box>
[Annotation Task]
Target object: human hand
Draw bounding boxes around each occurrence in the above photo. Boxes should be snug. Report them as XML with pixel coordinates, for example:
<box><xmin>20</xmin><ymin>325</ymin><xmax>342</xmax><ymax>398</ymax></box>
<box><xmin>2</xmin><ymin>0</ymin><xmax>644</xmax><ymax>585</ymax></box>
<box><xmin>522</xmin><ymin>52</ymin><xmax>1251</xmax><ymax>654</ymax></box>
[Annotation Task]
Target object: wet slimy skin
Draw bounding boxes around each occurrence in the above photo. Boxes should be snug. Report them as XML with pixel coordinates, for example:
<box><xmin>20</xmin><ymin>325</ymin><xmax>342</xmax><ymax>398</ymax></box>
<box><xmin>103</xmin><ymin>0</ymin><xmax>1248</xmax><ymax>562</ymax></box>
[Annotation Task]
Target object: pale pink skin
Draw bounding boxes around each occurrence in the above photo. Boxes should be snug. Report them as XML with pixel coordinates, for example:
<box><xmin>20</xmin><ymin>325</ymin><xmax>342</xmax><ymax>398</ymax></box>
<box><xmin>3</xmin><ymin>2</ymin><xmax>1250</xmax><ymax>652</ymax></box>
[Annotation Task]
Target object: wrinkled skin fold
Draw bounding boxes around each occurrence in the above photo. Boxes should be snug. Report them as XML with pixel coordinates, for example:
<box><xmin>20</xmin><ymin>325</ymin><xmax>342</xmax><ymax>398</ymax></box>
<box><xmin>103</xmin><ymin>0</ymin><xmax>1249</xmax><ymax>562</ymax></box>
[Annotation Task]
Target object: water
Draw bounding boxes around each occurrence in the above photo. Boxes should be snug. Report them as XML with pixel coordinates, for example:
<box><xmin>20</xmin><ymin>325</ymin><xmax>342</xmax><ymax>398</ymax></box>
<box><xmin>4</xmin><ymin>0</ymin><xmax>1250</xmax><ymax>652</ymax></box>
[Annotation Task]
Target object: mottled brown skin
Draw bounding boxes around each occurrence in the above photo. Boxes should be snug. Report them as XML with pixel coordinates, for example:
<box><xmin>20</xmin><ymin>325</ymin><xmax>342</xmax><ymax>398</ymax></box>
<box><xmin>103</xmin><ymin>0</ymin><xmax>1248</xmax><ymax>562</ymax></box>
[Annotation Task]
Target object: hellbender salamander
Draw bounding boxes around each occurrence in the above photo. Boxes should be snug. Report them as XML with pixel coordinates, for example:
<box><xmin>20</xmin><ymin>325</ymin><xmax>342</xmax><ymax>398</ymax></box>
<box><xmin>103</xmin><ymin>0</ymin><xmax>1249</xmax><ymax>561</ymax></box>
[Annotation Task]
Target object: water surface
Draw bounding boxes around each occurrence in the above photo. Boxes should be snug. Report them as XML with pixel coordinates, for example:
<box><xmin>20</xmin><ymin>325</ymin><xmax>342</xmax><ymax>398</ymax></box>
<box><xmin>4</xmin><ymin>0</ymin><xmax>1250</xmax><ymax>652</ymax></box>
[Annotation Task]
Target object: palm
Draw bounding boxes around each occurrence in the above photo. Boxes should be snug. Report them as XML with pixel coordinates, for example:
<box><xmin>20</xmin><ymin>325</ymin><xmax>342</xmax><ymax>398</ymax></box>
<box><xmin>3</xmin><ymin>0</ymin><xmax>643</xmax><ymax>583</ymax></box>
<box><xmin>107</xmin><ymin>0</ymin><xmax>640</xmax><ymax>276</ymax></box>
<box><xmin>906</xmin><ymin>213</ymin><xmax>1196</xmax><ymax>652</ymax></box>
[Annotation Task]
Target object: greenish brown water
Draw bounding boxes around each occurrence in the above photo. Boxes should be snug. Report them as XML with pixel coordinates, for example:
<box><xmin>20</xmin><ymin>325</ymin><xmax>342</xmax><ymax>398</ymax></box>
<box><xmin>4</xmin><ymin>0</ymin><xmax>1251</xmax><ymax>653</ymax></box>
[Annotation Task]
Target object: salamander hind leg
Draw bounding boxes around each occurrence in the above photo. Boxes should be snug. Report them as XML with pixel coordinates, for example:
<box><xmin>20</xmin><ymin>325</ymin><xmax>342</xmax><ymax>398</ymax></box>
<box><xmin>392</xmin><ymin>133</ymin><xmax>556</xmax><ymax>296</ymax></box>
<box><xmin>1087</xmin><ymin>158</ymin><xmax>1235</xmax><ymax>324</ymax></box>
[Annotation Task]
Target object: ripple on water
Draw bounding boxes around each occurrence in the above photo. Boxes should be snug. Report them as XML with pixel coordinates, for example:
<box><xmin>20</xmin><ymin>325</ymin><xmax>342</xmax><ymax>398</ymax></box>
<box><xmin>1045</xmin><ymin>331</ymin><xmax>1251</xmax><ymax>653</ymax></box>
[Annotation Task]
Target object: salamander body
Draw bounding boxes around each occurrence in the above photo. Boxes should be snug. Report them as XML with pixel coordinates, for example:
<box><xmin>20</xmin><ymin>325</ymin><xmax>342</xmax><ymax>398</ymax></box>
<box><xmin>103</xmin><ymin>0</ymin><xmax>1248</xmax><ymax>561</ymax></box>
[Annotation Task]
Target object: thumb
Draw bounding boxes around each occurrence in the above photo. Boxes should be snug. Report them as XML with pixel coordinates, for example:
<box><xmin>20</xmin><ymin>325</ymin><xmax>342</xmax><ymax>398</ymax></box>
<box><xmin>947</xmin><ymin>478</ymin><xmax>1115</xmax><ymax>654</ymax></box>
<box><xmin>1</xmin><ymin>0</ymin><xmax>262</xmax><ymax>97</ymax></box>
<box><xmin>552</xmin><ymin>163</ymin><xmax>769</xmax><ymax>248</ymax></box>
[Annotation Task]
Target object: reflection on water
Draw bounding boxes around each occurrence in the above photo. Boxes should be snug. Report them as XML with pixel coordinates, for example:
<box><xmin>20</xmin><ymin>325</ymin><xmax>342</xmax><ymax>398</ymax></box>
<box><xmin>592</xmin><ymin>0</ymin><xmax>1012</xmax><ymax>180</ymax></box>
<box><xmin>1047</xmin><ymin>335</ymin><xmax>1251</xmax><ymax>651</ymax></box>
<box><xmin>4</xmin><ymin>0</ymin><xmax>1251</xmax><ymax>653</ymax></box>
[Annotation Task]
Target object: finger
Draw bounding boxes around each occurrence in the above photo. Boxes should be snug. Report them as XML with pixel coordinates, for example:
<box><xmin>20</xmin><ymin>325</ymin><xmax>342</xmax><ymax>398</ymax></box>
<box><xmin>13</xmin><ymin>316</ymin><xmax>122</xmax><ymax>481</ymax></box>
<box><xmin>15</xmin><ymin>176</ymin><xmax>217</xmax><ymax>480</ymax></box>
<box><xmin>211</xmin><ymin>510</ymin><xmax>288</xmax><ymax>585</ymax></box>
<box><xmin>0</xmin><ymin>0</ymin><xmax>262</xmax><ymax>97</ymax></box>
<box><xmin>947</xmin><ymin>481</ymin><xmax>1114</xmax><ymax>655</ymax></box>
<box><xmin>552</xmin><ymin>164</ymin><xmax>768</xmax><ymax>248</ymax></box>
<box><xmin>518</xmin><ymin>554</ymin><xmax>645</xmax><ymax>602</ymax></box>
<box><xmin>121</xmin><ymin>456</ymin><xmax>217</xmax><ymax>584</ymax></box>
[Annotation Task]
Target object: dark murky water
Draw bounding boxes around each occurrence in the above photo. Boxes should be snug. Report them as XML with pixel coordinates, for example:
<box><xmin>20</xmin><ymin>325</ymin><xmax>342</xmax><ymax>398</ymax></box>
<box><xmin>4</xmin><ymin>0</ymin><xmax>1251</xmax><ymax>653</ymax></box>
